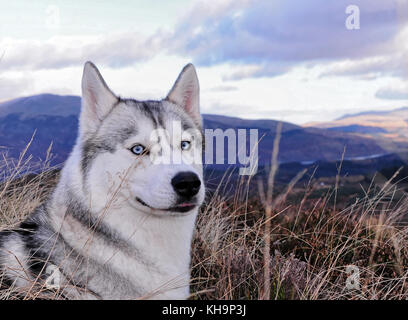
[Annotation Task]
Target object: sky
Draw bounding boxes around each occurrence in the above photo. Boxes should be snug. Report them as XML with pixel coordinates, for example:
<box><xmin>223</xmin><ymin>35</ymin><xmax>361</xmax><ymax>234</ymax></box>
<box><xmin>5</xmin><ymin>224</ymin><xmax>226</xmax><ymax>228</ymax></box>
<box><xmin>1</xmin><ymin>0</ymin><xmax>408</xmax><ymax>124</ymax></box>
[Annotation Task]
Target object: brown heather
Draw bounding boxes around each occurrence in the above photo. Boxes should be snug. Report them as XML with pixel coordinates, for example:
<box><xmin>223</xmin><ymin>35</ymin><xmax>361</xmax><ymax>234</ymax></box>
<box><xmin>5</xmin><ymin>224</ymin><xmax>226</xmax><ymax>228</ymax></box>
<box><xmin>2</xmin><ymin>138</ymin><xmax>408</xmax><ymax>300</ymax></box>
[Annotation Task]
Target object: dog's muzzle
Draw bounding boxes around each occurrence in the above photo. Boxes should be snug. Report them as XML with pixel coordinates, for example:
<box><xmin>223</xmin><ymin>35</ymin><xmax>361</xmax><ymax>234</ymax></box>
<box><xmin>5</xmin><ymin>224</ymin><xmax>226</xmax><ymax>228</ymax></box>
<box><xmin>135</xmin><ymin>171</ymin><xmax>202</xmax><ymax>214</ymax></box>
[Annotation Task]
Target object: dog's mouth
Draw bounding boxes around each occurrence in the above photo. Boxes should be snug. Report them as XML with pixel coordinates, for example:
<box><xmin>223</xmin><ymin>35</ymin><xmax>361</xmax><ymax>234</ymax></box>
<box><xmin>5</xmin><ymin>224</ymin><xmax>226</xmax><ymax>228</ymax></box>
<box><xmin>135</xmin><ymin>197</ymin><xmax>196</xmax><ymax>213</ymax></box>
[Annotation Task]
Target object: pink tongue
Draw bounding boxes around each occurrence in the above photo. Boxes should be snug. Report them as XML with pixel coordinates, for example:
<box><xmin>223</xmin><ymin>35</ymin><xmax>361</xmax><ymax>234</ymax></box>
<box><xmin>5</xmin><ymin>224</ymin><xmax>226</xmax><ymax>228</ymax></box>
<box><xmin>178</xmin><ymin>203</ymin><xmax>193</xmax><ymax>207</ymax></box>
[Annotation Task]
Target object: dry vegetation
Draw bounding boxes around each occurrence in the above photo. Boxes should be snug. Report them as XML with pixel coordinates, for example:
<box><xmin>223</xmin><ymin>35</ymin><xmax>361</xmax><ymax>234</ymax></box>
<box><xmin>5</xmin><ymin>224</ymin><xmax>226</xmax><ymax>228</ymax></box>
<box><xmin>2</xmin><ymin>144</ymin><xmax>408</xmax><ymax>300</ymax></box>
<box><xmin>191</xmin><ymin>171</ymin><xmax>408</xmax><ymax>299</ymax></box>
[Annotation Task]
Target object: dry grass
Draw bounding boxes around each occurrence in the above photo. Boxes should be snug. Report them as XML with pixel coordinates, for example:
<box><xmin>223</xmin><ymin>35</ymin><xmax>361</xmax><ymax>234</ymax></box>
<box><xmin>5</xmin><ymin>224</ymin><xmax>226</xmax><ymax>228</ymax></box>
<box><xmin>0</xmin><ymin>140</ymin><xmax>57</xmax><ymax>228</ymax></box>
<box><xmin>2</xmin><ymin>143</ymin><xmax>408</xmax><ymax>299</ymax></box>
<box><xmin>190</xmin><ymin>174</ymin><xmax>408</xmax><ymax>299</ymax></box>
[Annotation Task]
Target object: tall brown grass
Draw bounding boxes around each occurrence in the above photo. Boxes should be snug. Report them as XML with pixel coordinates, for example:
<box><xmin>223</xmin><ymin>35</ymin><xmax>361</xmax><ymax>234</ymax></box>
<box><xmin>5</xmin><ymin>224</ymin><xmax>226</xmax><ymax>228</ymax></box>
<box><xmin>2</xmin><ymin>140</ymin><xmax>408</xmax><ymax>299</ymax></box>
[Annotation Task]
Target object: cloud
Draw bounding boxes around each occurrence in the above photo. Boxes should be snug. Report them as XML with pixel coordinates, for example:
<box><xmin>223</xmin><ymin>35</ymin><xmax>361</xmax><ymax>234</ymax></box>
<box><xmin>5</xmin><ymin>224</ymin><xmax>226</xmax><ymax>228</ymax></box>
<box><xmin>319</xmin><ymin>26</ymin><xmax>408</xmax><ymax>79</ymax></box>
<box><xmin>221</xmin><ymin>63</ymin><xmax>292</xmax><ymax>81</ymax></box>
<box><xmin>2</xmin><ymin>0</ymin><xmax>407</xmax><ymax>83</ymax></box>
<box><xmin>204</xmin><ymin>101</ymin><xmax>340</xmax><ymax>124</ymax></box>
<box><xmin>0</xmin><ymin>31</ymin><xmax>162</xmax><ymax>71</ymax></box>
<box><xmin>376</xmin><ymin>85</ymin><xmax>408</xmax><ymax>100</ymax></box>
<box><xmin>0</xmin><ymin>76</ymin><xmax>33</xmax><ymax>100</ymax></box>
<box><xmin>206</xmin><ymin>85</ymin><xmax>238</xmax><ymax>92</ymax></box>
<box><xmin>319</xmin><ymin>55</ymin><xmax>403</xmax><ymax>78</ymax></box>
<box><xmin>169</xmin><ymin>0</ymin><xmax>408</xmax><ymax>79</ymax></box>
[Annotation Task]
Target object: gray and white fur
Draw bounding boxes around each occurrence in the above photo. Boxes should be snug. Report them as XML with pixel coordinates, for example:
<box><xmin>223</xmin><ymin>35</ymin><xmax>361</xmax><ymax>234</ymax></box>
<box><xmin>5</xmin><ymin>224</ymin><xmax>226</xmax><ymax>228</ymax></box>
<box><xmin>0</xmin><ymin>62</ymin><xmax>205</xmax><ymax>299</ymax></box>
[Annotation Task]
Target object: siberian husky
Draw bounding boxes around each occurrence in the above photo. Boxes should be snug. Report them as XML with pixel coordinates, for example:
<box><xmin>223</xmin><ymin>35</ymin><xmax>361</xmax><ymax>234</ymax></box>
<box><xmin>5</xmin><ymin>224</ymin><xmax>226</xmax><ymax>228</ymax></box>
<box><xmin>0</xmin><ymin>62</ymin><xmax>205</xmax><ymax>299</ymax></box>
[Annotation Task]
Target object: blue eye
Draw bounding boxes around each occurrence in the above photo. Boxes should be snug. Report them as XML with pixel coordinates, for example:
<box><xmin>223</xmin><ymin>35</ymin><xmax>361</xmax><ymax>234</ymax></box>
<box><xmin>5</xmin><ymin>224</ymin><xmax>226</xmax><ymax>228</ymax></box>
<box><xmin>181</xmin><ymin>141</ymin><xmax>191</xmax><ymax>151</ymax></box>
<box><xmin>130</xmin><ymin>144</ymin><xmax>146</xmax><ymax>155</ymax></box>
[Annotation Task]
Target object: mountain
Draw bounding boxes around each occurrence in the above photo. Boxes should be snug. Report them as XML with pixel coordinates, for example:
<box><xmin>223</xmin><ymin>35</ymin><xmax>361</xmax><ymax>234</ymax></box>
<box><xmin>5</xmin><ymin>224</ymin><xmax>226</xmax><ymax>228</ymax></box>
<box><xmin>336</xmin><ymin>107</ymin><xmax>408</xmax><ymax>120</ymax></box>
<box><xmin>305</xmin><ymin>107</ymin><xmax>408</xmax><ymax>146</ymax></box>
<box><xmin>0</xmin><ymin>94</ymin><xmax>81</xmax><ymax>119</ymax></box>
<box><xmin>326</xmin><ymin>125</ymin><xmax>387</xmax><ymax>134</ymax></box>
<box><xmin>0</xmin><ymin>94</ymin><xmax>395</xmax><ymax>180</ymax></box>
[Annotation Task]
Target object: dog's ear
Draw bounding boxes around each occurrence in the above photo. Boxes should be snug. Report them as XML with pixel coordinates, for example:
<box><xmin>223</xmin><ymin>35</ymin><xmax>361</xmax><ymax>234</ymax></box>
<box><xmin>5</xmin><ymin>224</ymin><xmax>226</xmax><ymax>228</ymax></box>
<box><xmin>80</xmin><ymin>61</ymin><xmax>118</xmax><ymax>135</ymax></box>
<box><xmin>166</xmin><ymin>63</ymin><xmax>200</xmax><ymax>124</ymax></box>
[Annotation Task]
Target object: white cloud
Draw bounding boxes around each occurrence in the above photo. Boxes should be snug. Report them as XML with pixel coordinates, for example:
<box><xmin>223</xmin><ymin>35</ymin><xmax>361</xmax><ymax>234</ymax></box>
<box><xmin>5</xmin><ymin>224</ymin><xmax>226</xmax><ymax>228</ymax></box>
<box><xmin>319</xmin><ymin>24</ymin><xmax>408</xmax><ymax>80</ymax></box>
<box><xmin>376</xmin><ymin>85</ymin><xmax>408</xmax><ymax>100</ymax></box>
<box><xmin>0</xmin><ymin>75</ymin><xmax>34</xmax><ymax>100</ymax></box>
<box><xmin>0</xmin><ymin>31</ymin><xmax>161</xmax><ymax>71</ymax></box>
<box><xmin>168</xmin><ymin>0</ymin><xmax>408</xmax><ymax>80</ymax></box>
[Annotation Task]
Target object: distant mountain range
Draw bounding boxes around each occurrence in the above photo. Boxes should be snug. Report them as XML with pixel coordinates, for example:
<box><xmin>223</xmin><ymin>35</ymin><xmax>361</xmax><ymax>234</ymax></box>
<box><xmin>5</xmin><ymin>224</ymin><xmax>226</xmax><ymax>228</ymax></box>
<box><xmin>305</xmin><ymin>106</ymin><xmax>408</xmax><ymax>146</ymax></box>
<box><xmin>0</xmin><ymin>94</ymin><xmax>407</xmax><ymax>182</ymax></box>
<box><xmin>336</xmin><ymin>107</ymin><xmax>408</xmax><ymax>120</ymax></box>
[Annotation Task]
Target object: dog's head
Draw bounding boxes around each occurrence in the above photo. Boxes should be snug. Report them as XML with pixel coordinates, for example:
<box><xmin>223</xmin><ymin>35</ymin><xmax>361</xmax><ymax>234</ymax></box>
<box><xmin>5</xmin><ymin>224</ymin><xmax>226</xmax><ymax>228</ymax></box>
<box><xmin>78</xmin><ymin>62</ymin><xmax>204</xmax><ymax>216</ymax></box>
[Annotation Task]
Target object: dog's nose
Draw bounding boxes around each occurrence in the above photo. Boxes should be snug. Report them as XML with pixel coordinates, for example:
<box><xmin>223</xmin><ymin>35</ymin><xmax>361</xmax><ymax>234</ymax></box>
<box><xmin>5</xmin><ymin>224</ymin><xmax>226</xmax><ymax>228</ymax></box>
<box><xmin>171</xmin><ymin>172</ymin><xmax>201</xmax><ymax>198</ymax></box>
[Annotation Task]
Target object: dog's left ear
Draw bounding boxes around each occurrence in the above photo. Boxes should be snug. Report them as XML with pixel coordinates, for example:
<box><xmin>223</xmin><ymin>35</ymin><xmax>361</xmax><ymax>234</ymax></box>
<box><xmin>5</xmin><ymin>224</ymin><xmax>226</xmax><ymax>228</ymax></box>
<box><xmin>166</xmin><ymin>63</ymin><xmax>201</xmax><ymax>124</ymax></box>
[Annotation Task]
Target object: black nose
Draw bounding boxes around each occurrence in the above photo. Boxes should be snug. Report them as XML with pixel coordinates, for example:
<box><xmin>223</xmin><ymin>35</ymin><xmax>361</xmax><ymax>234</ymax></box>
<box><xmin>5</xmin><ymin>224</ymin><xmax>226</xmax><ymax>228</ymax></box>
<box><xmin>171</xmin><ymin>172</ymin><xmax>201</xmax><ymax>198</ymax></box>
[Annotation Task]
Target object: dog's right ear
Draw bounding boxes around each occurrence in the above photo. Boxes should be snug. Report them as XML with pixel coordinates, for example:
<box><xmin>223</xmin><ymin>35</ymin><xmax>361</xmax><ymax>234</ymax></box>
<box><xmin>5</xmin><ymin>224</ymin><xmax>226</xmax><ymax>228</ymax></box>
<box><xmin>80</xmin><ymin>61</ymin><xmax>118</xmax><ymax>136</ymax></box>
<box><xmin>166</xmin><ymin>63</ymin><xmax>201</xmax><ymax>125</ymax></box>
